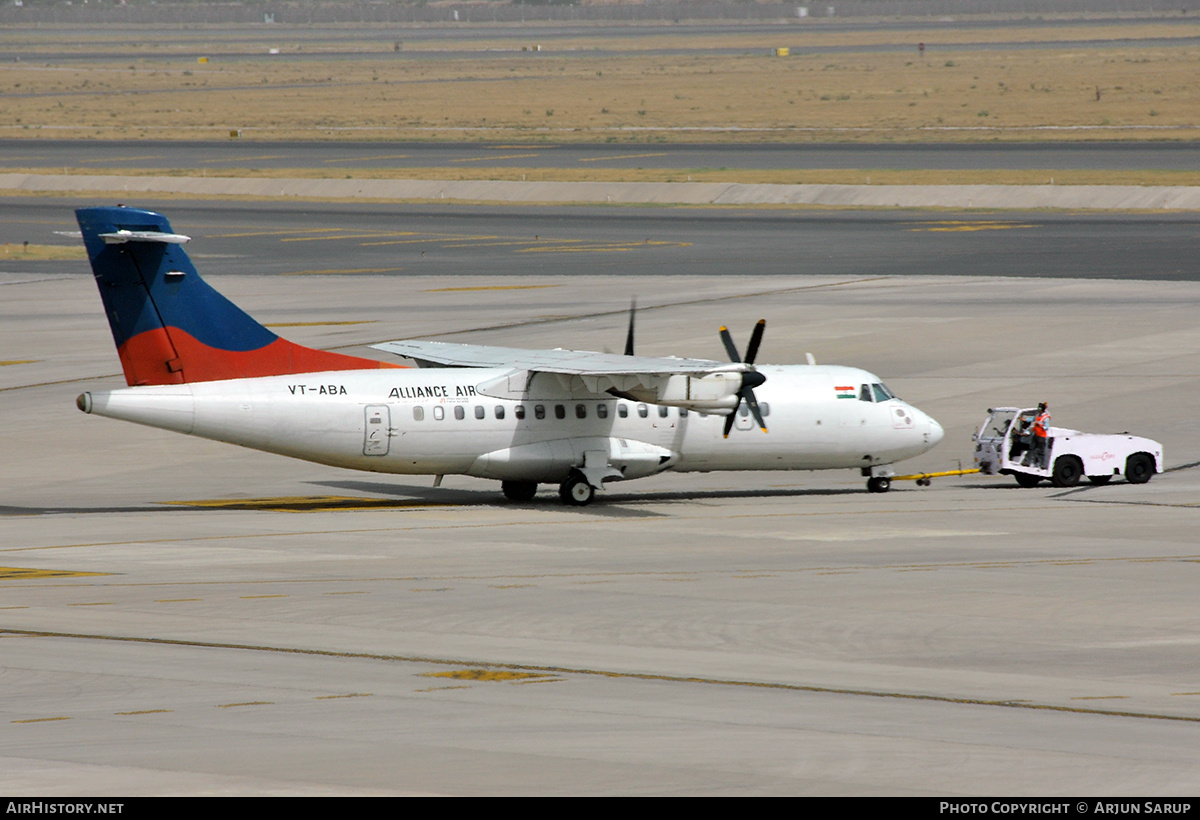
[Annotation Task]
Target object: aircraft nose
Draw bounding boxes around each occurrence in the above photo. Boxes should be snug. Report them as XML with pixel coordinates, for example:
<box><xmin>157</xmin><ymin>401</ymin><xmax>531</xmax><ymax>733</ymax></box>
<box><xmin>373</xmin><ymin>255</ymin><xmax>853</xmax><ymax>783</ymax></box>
<box><xmin>924</xmin><ymin>414</ymin><xmax>945</xmax><ymax>448</ymax></box>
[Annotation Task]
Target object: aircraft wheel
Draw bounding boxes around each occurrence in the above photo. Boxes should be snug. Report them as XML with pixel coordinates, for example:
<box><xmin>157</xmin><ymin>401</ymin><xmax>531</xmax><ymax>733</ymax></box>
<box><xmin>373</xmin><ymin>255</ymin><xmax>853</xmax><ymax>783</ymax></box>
<box><xmin>1086</xmin><ymin>475</ymin><xmax>1113</xmax><ymax>486</ymax></box>
<box><xmin>866</xmin><ymin>476</ymin><xmax>891</xmax><ymax>494</ymax></box>
<box><xmin>501</xmin><ymin>480</ymin><xmax>538</xmax><ymax>502</ymax></box>
<box><xmin>1014</xmin><ymin>473</ymin><xmax>1042</xmax><ymax>488</ymax></box>
<box><xmin>1125</xmin><ymin>453</ymin><xmax>1155</xmax><ymax>485</ymax></box>
<box><xmin>1051</xmin><ymin>456</ymin><xmax>1083</xmax><ymax>488</ymax></box>
<box><xmin>560</xmin><ymin>474</ymin><xmax>595</xmax><ymax>506</ymax></box>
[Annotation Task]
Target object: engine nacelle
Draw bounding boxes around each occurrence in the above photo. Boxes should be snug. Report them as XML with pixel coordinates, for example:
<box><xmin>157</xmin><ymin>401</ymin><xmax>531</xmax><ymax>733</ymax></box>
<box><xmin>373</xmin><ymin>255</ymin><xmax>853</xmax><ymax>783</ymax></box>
<box><xmin>624</xmin><ymin>372</ymin><xmax>746</xmax><ymax>412</ymax></box>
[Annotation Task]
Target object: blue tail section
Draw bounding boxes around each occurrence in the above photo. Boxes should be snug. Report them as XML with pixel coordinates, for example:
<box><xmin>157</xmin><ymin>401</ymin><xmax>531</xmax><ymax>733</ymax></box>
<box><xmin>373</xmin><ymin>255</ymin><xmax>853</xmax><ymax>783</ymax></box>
<box><xmin>77</xmin><ymin>206</ymin><xmax>399</xmax><ymax>385</ymax></box>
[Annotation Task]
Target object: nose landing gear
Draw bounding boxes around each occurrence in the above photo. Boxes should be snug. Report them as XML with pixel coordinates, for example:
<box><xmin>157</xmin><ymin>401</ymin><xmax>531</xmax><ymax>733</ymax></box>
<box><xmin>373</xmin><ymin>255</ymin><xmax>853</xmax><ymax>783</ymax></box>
<box><xmin>867</xmin><ymin>476</ymin><xmax>892</xmax><ymax>493</ymax></box>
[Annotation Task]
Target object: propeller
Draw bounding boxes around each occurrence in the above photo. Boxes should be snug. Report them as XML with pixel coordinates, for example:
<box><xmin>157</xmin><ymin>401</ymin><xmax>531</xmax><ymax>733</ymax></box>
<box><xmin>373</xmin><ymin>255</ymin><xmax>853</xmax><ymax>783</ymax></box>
<box><xmin>718</xmin><ymin>320</ymin><xmax>768</xmax><ymax>438</ymax></box>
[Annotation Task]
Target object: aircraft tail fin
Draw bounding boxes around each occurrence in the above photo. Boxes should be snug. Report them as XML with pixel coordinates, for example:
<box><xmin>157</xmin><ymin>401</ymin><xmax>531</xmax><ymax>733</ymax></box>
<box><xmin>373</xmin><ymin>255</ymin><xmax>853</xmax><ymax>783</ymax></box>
<box><xmin>76</xmin><ymin>206</ymin><xmax>400</xmax><ymax>386</ymax></box>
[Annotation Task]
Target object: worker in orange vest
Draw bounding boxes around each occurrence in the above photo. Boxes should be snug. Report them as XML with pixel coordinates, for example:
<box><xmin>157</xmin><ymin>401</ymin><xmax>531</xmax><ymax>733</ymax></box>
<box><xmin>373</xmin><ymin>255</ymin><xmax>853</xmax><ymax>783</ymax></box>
<box><xmin>1025</xmin><ymin>402</ymin><xmax>1051</xmax><ymax>469</ymax></box>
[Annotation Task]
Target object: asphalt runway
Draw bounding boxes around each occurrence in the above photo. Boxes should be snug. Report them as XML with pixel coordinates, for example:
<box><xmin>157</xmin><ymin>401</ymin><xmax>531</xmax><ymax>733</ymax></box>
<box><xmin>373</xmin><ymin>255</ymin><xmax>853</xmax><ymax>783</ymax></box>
<box><xmin>4</xmin><ymin>198</ymin><xmax>1200</xmax><ymax>283</ymax></box>
<box><xmin>3</xmin><ymin>198</ymin><xmax>1200</xmax><ymax>795</ymax></box>
<box><xmin>5</xmin><ymin>139</ymin><xmax>1199</xmax><ymax>172</ymax></box>
<box><xmin>4</xmin><ymin>14</ymin><xmax>1195</xmax><ymax>63</ymax></box>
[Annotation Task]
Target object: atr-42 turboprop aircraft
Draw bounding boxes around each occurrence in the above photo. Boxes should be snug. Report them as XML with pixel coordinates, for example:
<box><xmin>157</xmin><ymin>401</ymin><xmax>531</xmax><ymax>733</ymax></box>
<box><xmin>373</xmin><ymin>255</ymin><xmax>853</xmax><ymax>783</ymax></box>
<box><xmin>74</xmin><ymin>206</ymin><xmax>944</xmax><ymax>505</ymax></box>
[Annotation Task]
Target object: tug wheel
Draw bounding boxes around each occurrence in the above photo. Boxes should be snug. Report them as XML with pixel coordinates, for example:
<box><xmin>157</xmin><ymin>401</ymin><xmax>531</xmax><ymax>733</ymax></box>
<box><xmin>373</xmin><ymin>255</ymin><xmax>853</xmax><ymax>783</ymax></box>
<box><xmin>1125</xmin><ymin>453</ymin><xmax>1155</xmax><ymax>485</ymax></box>
<box><xmin>1051</xmin><ymin>456</ymin><xmax>1083</xmax><ymax>488</ymax></box>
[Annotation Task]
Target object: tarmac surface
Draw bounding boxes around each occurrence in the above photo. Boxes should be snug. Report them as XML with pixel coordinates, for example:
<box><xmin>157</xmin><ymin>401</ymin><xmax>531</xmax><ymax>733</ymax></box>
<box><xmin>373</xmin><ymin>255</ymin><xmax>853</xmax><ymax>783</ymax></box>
<box><xmin>4</xmin><ymin>14</ymin><xmax>1197</xmax><ymax>62</ymax></box>
<box><xmin>3</xmin><ymin>195</ymin><xmax>1200</xmax><ymax>795</ymax></box>
<box><xmin>5</xmin><ymin>198</ymin><xmax>1200</xmax><ymax>282</ymax></box>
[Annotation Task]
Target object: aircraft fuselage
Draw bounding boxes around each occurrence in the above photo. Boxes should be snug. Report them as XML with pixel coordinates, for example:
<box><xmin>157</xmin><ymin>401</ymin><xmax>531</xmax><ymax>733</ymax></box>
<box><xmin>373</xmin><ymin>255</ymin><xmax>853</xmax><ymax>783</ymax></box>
<box><xmin>80</xmin><ymin>362</ymin><xmax>943</xmax><ymax>486</ymax></box>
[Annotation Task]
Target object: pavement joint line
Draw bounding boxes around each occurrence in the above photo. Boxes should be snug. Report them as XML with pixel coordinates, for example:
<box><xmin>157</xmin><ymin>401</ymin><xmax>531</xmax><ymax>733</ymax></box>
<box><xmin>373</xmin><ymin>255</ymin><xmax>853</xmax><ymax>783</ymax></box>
<box><xmin>4</xmin><ymin>550</ymin><xmax>1197</xmax><ymax>590</ymax></box>
<box><xmin>358</xmin><ymin>275</ymin><xmax>893</xmax><ymax>343</ymax></box>
<box><xmin>0</xmin><ymin>504</ymin><xmax>1052</xmax><ymax>553</ymax></box>
<box><xmin>0</xmin><ymin>500</ymin><xmax>1170</xmax><ymax>554</ymax></box>
<box><xmin>6</xmin><ymin>173</ymin><xmax>1200</xmax><ymax>211</ymax></box>
<box><xmin>4</xmin><ymin>628</ymin><xmax>1198</xmax><ymax>725</ymax></box>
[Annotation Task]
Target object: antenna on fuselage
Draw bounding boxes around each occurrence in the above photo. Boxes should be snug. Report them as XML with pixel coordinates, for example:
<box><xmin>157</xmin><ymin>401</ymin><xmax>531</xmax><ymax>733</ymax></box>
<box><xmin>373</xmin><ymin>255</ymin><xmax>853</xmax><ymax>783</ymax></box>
<box><xmin>623</xmin><ymin>297</ymin><xmax>637</xmax><ymax>356</ymax></box>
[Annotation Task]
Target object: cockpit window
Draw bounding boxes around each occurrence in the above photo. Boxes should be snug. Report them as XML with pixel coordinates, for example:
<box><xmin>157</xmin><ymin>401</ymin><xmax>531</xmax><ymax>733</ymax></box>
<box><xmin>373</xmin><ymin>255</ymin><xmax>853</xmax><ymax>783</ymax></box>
<box><xmin>872</xmin><ymin>383</ymin><xmax>896</xmax><ymax>402</ymax></box>
<box><xmin>859</xmin><ymin>384</ymin><xmax>873</xmax><ymax>402</ymax></box>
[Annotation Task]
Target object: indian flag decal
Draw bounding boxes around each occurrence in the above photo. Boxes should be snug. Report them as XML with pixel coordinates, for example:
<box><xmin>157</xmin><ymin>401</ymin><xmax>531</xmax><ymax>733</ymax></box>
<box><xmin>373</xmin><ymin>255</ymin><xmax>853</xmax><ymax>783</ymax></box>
<box><xmin>835</xmin><ymin>385</ymin><xmax>856</xmax><ymax>399</ymax></box>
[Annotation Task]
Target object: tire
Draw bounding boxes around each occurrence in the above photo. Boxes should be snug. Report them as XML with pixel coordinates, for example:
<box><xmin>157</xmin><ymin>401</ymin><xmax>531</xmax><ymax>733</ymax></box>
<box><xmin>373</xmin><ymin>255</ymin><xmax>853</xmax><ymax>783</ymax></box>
<box><xmin>1086</xmin><ymin>475</ymin><xmax>1112</xmax><ymax>486</ymax></box>
<box><xmin>560</xmin><ymin>474</ymin><xmax>595</xmax><ymax>506</ymax></box>
<box><xmin>1051</xmin><ymin>456</ymin><xmax>1083</xmax><ymax>488</ymax></box>
<box><xmin>1125</xmin><ymin>453</ymin><xmax>1155</xmax><ymax>485</ymax></box>
<box><xmin>501</xmin><ymin>480</ymin><xmax>538</xmax><ymax>502</ymax></box>
<box><xmin>867</xmin><ymin>476</ymin><xmax>891</xmax><ymax>494</ymax></box>
<box><xmin>1014</xmin><ymin>472</ymin><xmax>1042</xmax><ymax>488</ymax></box>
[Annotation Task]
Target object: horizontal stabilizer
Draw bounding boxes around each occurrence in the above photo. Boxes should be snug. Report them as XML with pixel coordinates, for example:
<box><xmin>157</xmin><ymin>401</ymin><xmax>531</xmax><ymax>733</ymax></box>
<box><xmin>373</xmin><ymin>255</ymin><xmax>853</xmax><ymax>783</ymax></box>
<box><xmin>99</xmin><ymin>229</ymin><xmax>192</xmax><ymax>245</ymax></box>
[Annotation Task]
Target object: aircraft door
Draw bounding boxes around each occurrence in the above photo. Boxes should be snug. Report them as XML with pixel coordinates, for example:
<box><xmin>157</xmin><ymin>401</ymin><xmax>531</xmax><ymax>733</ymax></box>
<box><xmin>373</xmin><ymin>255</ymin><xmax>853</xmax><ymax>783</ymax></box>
<box><xmin>363</xmin><ymin>405</ymin><xmax>390</xmax><ymax>456</ymax></box>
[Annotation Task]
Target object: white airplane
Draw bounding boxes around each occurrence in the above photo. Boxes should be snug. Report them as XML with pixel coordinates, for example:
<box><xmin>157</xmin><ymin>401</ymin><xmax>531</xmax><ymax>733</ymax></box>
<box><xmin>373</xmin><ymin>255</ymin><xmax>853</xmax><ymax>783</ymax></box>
<box><xmin>74</xmin><ymin>206</ymin><xmax>944</xmax><ymax>505</ymax></box>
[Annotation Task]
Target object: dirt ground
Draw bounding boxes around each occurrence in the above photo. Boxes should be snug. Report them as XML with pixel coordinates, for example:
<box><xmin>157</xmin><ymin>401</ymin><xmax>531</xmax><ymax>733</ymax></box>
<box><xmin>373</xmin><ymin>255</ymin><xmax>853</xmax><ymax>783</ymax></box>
<box><xmin>3</xmin><ymin>19</ymin><xmax>1198</xmax><ymax>144</ymax></box>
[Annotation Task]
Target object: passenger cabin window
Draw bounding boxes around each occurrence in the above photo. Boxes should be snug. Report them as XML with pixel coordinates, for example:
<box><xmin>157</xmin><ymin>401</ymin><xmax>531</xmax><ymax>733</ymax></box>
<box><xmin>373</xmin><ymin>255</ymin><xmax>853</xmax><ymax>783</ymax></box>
<box><xmin>760</xmin><ymin>402</ymin><xmax>770</xmax><ymax>417</ymax></box>
<box><xmin>637</xmin><ymin>404</ymin><xmax>649</xmax><ymax>418</ymax></box>
<box><xmin>454</xmin><ymin>406</ymin><xmax>465</xmax><ymax>420</ymax></box>
<box><xmin>515</xmin><ymin>405</ymin><xmax>526</xmax><ymax>420</ymax></box>
<box><xmin>618</xmin><ymin>404</ymin><xmax>629</xmax><ymax>418</ymax></box>
<box><xmin>555</xmin><ymin>404</ymin><xmax>566</xmax><ymax>420</ymax></box>
<box><xmin>433</xmin><ymin>406</ymin><xmax>444</xmax><ymax>421</ymax></box>
<box><xmin>679</xmin><ymin>408</ymin><xmax>688</xmax><ymax>417</ymax></box>
<box><xmin>658</xmin><ymin>406</ymin><xmax>669</xmax><ymax>418</ymax></box>
<box><xmin>534</xmin><ymin>405</ymin><xmax>545</xmax><ymax>420</ymax></box>
<box><xmin>474</xmin><ymin>405</ymin><xmax>485</xmax><ymax>420</ymax></box>
<box><xmin>575</xmin><ymin>404</ymin><xmax>587</xmax><ymax>419</ymax></box>
<box><xmin>597</xmin><ymin>404</ymin><xmax>609</xmax><ymax>419</ymax></box>
<box><xmin>412</xmin><ymin>406</ymin><xmax>424</xmax><ymax>421</ymax></box>
<box><xmin>494</xmin><ymin>406</ymin><xmax>505</xmax><ymax>420</ymax></box>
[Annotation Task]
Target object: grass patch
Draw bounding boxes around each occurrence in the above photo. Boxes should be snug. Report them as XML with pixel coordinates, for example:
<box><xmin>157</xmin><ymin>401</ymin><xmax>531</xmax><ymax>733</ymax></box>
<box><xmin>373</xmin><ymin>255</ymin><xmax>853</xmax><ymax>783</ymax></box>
<box><xmin>1</xmin><ymin>20</ymin><xmax>1199</xmax><ymax>144</ymax></box>
<box><xmin>13</xmin><ymin>167</ymin><xmax>1200</xmax><ymax>188</ymax></box>
<box><xmin>1</xmin><ymin>243</ymin><xmax>87</xmax><ymax>261</ymax></box>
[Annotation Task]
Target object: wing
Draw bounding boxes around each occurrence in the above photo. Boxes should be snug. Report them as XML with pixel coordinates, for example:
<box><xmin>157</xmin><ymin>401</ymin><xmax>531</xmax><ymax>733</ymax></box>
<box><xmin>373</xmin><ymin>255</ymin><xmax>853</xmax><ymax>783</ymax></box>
<box><xmin>372</xmin><ymin>339</ymin><xmax>726</xmax><ymax>374</ymax></box>
<box><xmin>371</xmin><ymin>339</ymin><xmax>750</xmax><ymax>411</ymax></box>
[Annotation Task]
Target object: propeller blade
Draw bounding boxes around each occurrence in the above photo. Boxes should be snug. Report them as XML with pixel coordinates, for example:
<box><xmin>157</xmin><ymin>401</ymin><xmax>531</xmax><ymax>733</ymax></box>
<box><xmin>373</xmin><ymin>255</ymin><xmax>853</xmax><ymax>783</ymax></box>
<box><xmin>744</xmin><ymin>319</ymin><xmax>766</xmax><ymax>365</ymax></box>
<box><xmin>719</xmin><ymin>326</ymin><xmax>740</xmax><ymax>363</ymax></box>
<box><xmin>742</xmin><ymin>387</ymin><xmax>768</xmax><ymax>433</ymax></box>
<box><xmin>624</xmin><ymin>297</ymin><xmax>636</xmax><ymax>356</ymax></box>
<box><xmin>723</xmin><ymin>408</ymin><xmax>737</xmax><ymax>439</ymax></box>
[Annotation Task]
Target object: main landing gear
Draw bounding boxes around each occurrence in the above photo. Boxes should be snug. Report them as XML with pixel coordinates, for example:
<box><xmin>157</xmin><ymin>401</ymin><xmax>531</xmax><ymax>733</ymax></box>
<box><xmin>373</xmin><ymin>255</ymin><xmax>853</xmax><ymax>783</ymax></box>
<box><xmin>559</xmin><ymin>472</ymin><xmax>596</xmax><ymax>506</ymax></box>
<box><xmin>500</xmin><ymin>473</ymin><xmax>598</xmax><ymax>506</ymax></box>
<box><xmin>500</xmin><ymin>480</ymin><xmax>538</xmax><ymax>502</ymax></box>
